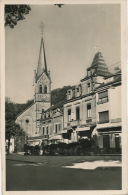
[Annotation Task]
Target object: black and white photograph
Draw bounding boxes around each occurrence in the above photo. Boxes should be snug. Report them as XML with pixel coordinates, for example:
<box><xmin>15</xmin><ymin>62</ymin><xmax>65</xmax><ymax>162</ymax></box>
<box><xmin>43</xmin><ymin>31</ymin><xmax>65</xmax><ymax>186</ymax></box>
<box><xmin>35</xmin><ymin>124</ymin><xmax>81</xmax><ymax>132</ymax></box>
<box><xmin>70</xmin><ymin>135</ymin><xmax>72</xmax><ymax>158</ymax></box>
<box><xmin>1</xmin><ymin>0</ymin><xmax>128</xmax><ymax>194</ymax></box>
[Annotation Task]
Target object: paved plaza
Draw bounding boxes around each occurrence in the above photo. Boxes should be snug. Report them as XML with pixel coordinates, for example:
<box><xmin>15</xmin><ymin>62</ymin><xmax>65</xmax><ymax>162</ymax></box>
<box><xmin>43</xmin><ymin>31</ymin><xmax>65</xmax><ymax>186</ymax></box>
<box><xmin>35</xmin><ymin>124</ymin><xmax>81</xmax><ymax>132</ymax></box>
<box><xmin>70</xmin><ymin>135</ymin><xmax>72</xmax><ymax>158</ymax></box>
<box><xmin>6</xmin><ymin>154</ymin><xmax>121</xmax><ymax>191</ymax></box>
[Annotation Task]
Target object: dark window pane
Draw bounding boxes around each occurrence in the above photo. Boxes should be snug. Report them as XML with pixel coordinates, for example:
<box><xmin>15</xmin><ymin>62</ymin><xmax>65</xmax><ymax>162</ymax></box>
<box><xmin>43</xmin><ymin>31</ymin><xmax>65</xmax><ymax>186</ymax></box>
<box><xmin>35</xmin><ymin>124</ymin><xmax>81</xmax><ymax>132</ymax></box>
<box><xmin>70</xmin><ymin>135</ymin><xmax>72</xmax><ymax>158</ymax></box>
<box><xmin>99</xmin><ymin>91</ymin><xmax>108</xmax><ymax>99</ymax></box>
<box><xmin>76</xmin><ymin>107</ymin><xmax>80</xmax><ymax>120</ymax></box>
<box><xmin>99</xmin><ymin>111</ymin><xmax>109</xmax><ymax>123</ymax></box>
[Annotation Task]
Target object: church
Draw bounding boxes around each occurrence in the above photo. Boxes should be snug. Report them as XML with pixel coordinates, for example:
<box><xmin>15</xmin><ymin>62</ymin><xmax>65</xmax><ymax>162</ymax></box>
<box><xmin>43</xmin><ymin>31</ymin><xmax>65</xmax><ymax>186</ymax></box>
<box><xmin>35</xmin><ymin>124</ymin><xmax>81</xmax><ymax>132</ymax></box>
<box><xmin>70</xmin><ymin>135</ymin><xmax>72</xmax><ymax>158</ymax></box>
<box><xmin>15</xmin><ymin>36</ymin><xmax>52</xmax><ymax>146</ymax></box>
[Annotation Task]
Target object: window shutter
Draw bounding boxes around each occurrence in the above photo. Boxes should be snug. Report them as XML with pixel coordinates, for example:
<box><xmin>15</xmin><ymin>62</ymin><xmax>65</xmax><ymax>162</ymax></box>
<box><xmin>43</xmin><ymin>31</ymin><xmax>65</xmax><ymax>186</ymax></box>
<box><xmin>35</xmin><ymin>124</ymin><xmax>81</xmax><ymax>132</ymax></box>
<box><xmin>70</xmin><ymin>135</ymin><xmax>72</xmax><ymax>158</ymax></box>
<box><xmin>99</xmin><ymin>91</ymin><xmax>108</xmax><ymax>98</ymax></box>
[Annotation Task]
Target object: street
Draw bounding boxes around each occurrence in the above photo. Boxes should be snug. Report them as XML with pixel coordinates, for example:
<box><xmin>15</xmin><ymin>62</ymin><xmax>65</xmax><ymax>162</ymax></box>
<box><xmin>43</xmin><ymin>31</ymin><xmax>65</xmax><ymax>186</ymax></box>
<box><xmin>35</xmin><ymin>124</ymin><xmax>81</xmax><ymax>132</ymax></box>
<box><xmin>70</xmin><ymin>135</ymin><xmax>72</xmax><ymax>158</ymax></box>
<box><xmin>6</xmin><ymin>155</ymin><xmax>121</xmax><ymax>191</ymax></box>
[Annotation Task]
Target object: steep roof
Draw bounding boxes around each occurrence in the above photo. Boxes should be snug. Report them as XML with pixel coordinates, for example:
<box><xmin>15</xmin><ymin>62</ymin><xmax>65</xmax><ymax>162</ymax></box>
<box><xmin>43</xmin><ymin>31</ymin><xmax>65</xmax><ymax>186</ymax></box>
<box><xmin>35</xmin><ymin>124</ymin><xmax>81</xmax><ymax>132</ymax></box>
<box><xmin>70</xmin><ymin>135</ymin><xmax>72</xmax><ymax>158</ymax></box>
<box><xmin>36</xmin><ymin>37</ymin><xmax>48</xmax><ymax>81</ymax></box>
<box><xmin>44</xmin><ymin>101</ymin><xmax>64</xmax><ymax>113</ymax></box>
<box><xmin>90</xmin><ymin>52</ymin><xmax>112</xmax><ymax>77</ymax></box>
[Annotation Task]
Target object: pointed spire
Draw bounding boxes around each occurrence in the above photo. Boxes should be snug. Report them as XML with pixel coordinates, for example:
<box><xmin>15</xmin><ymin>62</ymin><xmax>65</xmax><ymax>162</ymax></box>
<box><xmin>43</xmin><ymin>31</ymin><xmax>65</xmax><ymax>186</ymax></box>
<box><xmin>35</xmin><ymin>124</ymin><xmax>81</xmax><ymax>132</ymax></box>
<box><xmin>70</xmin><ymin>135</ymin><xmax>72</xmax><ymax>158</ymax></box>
<box><xmin>90</xmin><ymin>52</ymin><xmax>112</xmax><ymax>77</ymax></box>
<box><xmin>36</xmin><ymin>37</ymin><xmax>48</xmax><ymax>81</ymax></box>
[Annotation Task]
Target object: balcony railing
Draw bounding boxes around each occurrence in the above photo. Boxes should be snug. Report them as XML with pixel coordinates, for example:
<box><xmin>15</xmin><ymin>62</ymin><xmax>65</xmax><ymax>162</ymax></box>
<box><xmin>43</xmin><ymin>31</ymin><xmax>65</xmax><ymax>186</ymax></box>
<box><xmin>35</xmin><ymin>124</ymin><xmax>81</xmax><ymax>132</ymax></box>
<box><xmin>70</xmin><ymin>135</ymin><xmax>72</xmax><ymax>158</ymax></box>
<box><xmin>86</xmin><ymin>118</ymin><xmax>92</xmax><ymax>123</ymax></box>
<box><xmin>97</xmin><ymin>97</ymin><xmax>109</xmax><ymax>105</ymax></box>
<box><xmin>42</xmin><ymin>135</ymin><xmax>49</xmax><ymax>139</ymax></box>
<box><xmin>67</xmin><ymin>120</ymin><xmax>81</xmax><ymax>127</ymax></box>
<box><xmin>111</xmin><ymin>118</ymin><xmax>122</xmax><ymax>123</ymax></box>
<box><xmin>98</xmin><ymin>119</ymin><xmax>109</xmax><ymax>124</ymax></box>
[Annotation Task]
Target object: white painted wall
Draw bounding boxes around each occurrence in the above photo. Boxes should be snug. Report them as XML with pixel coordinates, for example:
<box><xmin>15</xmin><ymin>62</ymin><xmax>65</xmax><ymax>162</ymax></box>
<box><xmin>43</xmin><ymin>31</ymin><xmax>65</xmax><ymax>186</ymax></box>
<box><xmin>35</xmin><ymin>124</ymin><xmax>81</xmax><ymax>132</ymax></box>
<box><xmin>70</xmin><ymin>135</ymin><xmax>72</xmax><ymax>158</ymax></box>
<box><xmin>109</xmin><ymin>85</ymin><xmax>121</xmax><ymax>120</ymax></box>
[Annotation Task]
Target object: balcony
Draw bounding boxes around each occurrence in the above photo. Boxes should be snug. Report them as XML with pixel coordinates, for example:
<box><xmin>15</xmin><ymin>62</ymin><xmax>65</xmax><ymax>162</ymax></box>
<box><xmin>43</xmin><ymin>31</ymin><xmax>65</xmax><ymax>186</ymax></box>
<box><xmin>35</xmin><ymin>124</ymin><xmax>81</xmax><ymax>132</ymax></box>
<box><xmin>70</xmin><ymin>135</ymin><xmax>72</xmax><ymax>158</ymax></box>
<box><xmin>86</xmin><ymin>118</ymin><xmax>92</xmax><ymax>123</ymax></box>
<box><xmin>97</xmin><ymin>97</ymin><xmax>109</xmax><ymax>105</ymax></box>
<box><xmin>111</xmin><ymin>118</ymin><xmax>121</xmax><ymax>123</ymax></box>
<box><xmin>42</xmin><ymin>135</ymin><xmax>49</xmax><ymax>139</ymax></box>
<box><xmin>67</xmin><ymin>120</ymin><xmax>81</xmax><ymax>127</ymax></box>
<box><xmin>98</xmin><ymin>119</ymin><xmax>109</xmax><ymax>124</ymax></box>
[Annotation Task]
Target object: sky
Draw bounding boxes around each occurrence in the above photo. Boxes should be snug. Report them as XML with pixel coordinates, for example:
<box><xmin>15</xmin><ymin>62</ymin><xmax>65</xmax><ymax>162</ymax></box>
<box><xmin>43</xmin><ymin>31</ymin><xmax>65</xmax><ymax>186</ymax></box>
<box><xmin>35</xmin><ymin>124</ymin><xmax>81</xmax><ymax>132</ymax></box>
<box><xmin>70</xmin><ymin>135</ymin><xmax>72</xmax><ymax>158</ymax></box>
<box><xmin>5</xmin><ymin>4</ymin><xmax>121</xmax><ymax>103</ymax></box>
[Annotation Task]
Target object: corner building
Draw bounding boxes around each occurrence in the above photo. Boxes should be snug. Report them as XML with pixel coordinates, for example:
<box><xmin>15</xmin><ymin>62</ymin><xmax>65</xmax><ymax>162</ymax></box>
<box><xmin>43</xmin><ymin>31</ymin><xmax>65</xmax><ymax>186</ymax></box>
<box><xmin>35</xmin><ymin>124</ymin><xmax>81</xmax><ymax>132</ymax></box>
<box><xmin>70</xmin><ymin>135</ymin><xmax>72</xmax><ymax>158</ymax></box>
<box><xmin>93</xmin><ymin>69</ymin><xmax>122</xmax><ymax>152</ymax></box>
<box><xmin>63</xmin><ymin>52</ymin><xmax>112</xmax><ymax>143</ymax></box>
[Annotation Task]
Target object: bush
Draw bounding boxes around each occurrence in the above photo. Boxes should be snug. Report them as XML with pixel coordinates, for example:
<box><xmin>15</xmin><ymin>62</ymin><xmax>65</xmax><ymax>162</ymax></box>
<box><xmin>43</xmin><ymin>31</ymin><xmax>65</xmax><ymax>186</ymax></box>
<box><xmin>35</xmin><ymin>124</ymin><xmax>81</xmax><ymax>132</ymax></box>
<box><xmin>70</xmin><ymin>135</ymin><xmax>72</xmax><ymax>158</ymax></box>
<box><xmin>34</xmin><ymin>145</ymin><xmax>40</xmax><ymax>155</ymax></box>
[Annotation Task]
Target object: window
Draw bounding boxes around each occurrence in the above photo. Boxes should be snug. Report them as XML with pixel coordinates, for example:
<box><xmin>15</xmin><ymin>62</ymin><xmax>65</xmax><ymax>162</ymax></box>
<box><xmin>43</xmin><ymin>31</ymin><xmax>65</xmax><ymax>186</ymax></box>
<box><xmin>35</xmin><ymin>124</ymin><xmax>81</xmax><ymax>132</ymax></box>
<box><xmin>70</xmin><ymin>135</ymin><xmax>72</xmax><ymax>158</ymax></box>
<box><xmin>46</xmin><ymin>126</ymin><xmax>49</xmax><ymax>134</ymax></box>
<box><xmin>87</xmin><ymin>70</ymin><xmax>91</xmax><ymax>76</ymax></box>
<box><xmin>87</xmin><ymin>104</ymin><xmax>91</xmax><ymax>118</ymax></box>
<box><xmin>44</xmin><ymin>85</ymin><xmax>47</xmax><ymax>93</ymax></box>
<box><xmin>39</xmin><ymin>85</ymin><xmax>42</xmax><ymax>93</ymax></box>
<box><xmin>42</xmin><ymin>127</ymin><xmax>45</xmax><ymax>135</ymax></box>
<box><xmin>99</xmin><ymin>111</ymin><xmax>109</xmax><ymax>123</ymax></box>
<box><xmin>76</xmin><ymin>88</ymin><xmax>79</xmax><ymax>92</ymax></box>
<box><xmin>98</xmin><ymin>91</ymin><xmax>108</xmax><ymax>104</ymax></box>
<box><xmin>68</xmin><ymin>109</ymin><xmax>71</xmax><ymax>121</ymax></box>
<box><xmin>50</xmin><ymin>125</ymin><xmax>52</xmax><ymax>134</ymax></box>
<box><xmin>76</xmin><ymin>107</ymin><xmax>80</xmax><ymax>120</ymax></box>
<box><xmin>55</xmin><ymin>124</ymin><xmax>58</xmax><ymax>133</ymax></box>
<box><xmin>58</xmin><ymin>123</ymin><xmax>61</xmax><ymax>131</ymax></box>
<box><xmin>87</xmin><ymin>83</ymin><xmax>91</xmax><ymax>93</ymax></box>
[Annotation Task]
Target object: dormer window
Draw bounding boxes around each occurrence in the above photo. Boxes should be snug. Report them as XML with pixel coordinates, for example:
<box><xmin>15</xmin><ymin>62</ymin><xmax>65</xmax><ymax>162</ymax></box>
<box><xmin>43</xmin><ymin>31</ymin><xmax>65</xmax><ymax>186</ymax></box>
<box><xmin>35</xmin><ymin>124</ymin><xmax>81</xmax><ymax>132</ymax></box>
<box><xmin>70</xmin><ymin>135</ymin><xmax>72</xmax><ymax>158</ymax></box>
<box><xmin>67</xmin><ymin>89</ymin><xmax>72</xmax><ymax>100</ymax></box>
<box><xmin>76</xmin><ymin>88</ymin><xmax>79</xmax><ymax>92</ymax></box>
<box><xmin>87</xmin><ymin>70</ymin><xmax>91</xmax><ymax>76</ymax></box>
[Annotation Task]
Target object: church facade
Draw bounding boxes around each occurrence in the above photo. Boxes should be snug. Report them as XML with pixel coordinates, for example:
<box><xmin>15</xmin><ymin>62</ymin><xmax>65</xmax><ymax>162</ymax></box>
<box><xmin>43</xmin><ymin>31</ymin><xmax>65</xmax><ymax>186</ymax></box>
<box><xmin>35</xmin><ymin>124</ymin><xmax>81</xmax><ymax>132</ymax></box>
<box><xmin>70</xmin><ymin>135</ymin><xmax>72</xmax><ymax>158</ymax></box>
<box><xmin>15</xmin><ymin>37</ymin><xmax>51</xmax><ymax>145</ymax></box>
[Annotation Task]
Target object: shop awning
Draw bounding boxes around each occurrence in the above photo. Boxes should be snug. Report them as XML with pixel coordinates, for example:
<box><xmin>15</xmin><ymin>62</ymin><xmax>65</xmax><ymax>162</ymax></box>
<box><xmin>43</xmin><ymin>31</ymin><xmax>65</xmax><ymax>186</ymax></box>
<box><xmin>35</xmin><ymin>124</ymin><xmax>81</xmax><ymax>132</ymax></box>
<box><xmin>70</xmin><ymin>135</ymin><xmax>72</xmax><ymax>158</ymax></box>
<box><xmin>49</xmin><ymin>135</ymin><xmax>63</xmax><ymax>140</ymax></box>
<box><xmin>80</xmin><ymin>136</ymin><xmax>90</xmax><ymax>140</ymax></box>
<box><xmin>42</xmin><ymin>138</ymin><xmax>48</xmax><ymax>141</ymax></box>
<box><xmin>97</xmin><ymin>122</ymin><xmax>121</xmax><ymax>130</ymax></box>
<box><xmin>76</xmin><ymin>126</ymin><xmax>90</xmax><ymax>132</ymax></box>
<box><xmin>60</xmin><ymin>130</ymin><xmax>68</xmax><ymax>134</ymax></box>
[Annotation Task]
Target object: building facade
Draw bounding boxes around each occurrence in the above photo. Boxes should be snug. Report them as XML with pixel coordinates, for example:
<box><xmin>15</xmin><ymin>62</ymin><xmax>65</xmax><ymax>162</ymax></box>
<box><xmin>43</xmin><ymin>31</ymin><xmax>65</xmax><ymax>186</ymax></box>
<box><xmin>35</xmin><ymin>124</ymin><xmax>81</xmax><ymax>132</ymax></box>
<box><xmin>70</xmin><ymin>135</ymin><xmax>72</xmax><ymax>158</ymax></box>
<box><xmin>63</xmin><ymin>52</ymin><xmax>112</xmax><ymax>143</ymax></box>
<box><xmin>92</xmin><ymin>70</ymin><xmax>122</xmax><ymax>152</ymax></box>
<box><xmin>40</xmin><ymin>102</ymin><xmax>66</xmax><ymax>145</ymax></box>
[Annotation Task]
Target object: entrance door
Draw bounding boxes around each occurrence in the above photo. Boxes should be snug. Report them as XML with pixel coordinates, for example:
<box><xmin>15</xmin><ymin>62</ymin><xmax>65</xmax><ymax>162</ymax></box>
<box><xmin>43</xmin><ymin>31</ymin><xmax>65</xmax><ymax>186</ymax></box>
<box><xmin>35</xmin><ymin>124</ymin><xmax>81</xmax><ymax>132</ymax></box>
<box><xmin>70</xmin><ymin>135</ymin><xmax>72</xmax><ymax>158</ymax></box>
<box><xmin>103</xmin><ymin>135</ymin><xmax>110</xmax><ymax>149</ymax></box>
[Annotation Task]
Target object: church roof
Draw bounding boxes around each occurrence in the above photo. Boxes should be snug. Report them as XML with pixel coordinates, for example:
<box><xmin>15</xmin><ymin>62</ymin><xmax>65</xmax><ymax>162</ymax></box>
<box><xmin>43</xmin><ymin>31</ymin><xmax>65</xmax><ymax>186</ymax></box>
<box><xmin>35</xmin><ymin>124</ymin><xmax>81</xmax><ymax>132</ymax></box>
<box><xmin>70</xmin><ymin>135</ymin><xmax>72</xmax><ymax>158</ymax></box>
<box><xmin>90</xmin><ymin>52</ymin><xmax>112</xmax><ymax>77</ymax></box>
<box><xmin>36</xmin><ymin>37</ymin><xmax>48</xmax><ymax>81</ymax></box>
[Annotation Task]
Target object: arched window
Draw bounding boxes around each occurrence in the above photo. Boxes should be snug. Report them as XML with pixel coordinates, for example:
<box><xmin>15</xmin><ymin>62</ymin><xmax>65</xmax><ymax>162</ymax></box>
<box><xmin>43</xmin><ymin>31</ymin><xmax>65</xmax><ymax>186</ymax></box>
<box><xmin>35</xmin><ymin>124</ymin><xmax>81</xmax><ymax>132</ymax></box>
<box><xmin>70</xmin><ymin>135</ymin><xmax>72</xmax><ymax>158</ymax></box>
<box><xmin>44</xmin><ymin>85</ymin><xmax>47</xmax><ymax>93</ymax></box>
<box><xmin>39</xmin><ymin>85</ymin><xmax>42</xmax><ymax>93</ymax></box>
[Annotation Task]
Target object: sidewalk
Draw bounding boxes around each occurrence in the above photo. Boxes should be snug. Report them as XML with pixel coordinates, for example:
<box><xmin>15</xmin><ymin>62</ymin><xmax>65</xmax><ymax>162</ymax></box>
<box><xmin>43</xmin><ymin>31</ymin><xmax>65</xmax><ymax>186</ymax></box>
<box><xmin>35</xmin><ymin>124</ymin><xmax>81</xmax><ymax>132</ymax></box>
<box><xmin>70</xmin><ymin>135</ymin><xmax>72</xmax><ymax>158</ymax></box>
<box><xmin>6</xmin><ymin>154</ymin><xmax>121</xmax><ymax>167</ymax></box>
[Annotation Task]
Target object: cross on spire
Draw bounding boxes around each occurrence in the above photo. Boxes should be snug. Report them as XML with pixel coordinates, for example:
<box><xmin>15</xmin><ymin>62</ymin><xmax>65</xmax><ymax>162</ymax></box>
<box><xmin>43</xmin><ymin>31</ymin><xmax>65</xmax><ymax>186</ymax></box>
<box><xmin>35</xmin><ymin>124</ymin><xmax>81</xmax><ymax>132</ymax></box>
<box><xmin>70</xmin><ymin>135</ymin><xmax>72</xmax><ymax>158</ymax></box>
<box><xmin>40</xmin><ymin>22</ymin><xmax>44</xmax><ymax>37</ymax></box>
<box><xmin>94</xmin><ymin>45</ymin><xmax>100</xmax><ymax>53</ymax></box>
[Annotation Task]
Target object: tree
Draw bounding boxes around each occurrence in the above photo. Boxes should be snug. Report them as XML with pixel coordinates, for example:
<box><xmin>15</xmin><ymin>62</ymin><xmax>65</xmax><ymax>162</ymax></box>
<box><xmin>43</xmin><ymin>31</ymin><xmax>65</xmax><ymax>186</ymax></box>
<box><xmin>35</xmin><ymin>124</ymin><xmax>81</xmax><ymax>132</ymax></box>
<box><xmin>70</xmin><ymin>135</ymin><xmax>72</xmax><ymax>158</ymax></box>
<box><xmin>5</xmin><ymin>5</ymin><xmax>31</xmax><ymax>28</ymax></box>
<box><xmin>5</xmin><ymin>98</ymin><xmax>25</xmax><ymax>154</ymax></box>
<box><xmin>51</xmin><ymin>86</ymin><xmax>71</xmax><ymax>105</ymax></box>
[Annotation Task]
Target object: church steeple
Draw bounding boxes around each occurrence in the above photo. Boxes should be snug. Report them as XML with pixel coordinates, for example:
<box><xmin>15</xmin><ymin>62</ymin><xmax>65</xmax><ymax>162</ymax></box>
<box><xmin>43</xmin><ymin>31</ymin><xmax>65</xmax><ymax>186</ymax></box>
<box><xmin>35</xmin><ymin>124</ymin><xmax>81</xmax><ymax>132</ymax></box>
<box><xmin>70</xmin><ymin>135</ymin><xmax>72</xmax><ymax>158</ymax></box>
<box><xmin>36</xmin><ymin>37</ymin><xmax>48</xmax><ymax>81</ymax></box>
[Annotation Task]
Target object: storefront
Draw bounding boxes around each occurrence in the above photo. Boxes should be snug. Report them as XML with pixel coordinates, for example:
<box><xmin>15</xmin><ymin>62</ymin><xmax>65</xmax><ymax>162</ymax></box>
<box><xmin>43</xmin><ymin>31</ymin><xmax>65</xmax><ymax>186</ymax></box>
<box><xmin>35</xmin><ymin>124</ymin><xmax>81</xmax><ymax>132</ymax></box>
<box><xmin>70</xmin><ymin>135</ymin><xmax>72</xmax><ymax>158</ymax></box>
<box><xmin>95</xmin><ymin>125</ymin><xmax>122</xmax><ymax>152</ymax></box>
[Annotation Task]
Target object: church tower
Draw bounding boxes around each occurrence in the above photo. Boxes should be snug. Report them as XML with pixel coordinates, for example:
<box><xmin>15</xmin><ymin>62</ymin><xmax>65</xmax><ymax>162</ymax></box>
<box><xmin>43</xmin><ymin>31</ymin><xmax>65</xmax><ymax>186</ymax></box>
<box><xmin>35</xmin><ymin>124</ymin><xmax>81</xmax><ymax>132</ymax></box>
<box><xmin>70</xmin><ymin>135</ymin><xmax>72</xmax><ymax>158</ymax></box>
<box><xmin>34</xmin><ymin>37</ymin><xmax>51</xmax><ymax>126</ymax></box>
<box><xmin>15</xmin><ymin>34</ymin><xmax>52</xmax><ymax>140</ymax></box>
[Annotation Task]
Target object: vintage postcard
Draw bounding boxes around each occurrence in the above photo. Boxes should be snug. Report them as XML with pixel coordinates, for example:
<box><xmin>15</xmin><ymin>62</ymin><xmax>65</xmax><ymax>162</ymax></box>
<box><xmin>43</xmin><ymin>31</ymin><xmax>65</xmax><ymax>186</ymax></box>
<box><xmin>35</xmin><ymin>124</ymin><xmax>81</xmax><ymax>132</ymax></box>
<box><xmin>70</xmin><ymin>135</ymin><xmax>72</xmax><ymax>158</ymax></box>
<box><xmin>0</xmin><ymin>0</ymin><xmax>127</xmax><ymax>195</ymax></box>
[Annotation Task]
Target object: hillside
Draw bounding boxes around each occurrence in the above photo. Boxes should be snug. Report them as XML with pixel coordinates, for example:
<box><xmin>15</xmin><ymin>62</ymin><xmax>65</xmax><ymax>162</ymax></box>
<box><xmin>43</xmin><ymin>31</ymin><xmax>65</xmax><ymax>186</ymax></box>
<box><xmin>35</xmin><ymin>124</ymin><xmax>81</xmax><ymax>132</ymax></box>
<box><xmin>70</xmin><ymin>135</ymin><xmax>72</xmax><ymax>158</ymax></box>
<box><xmin>5</xmin><ymin>85</ymin><xmax>72</xmax><ymax>118</ymax></box>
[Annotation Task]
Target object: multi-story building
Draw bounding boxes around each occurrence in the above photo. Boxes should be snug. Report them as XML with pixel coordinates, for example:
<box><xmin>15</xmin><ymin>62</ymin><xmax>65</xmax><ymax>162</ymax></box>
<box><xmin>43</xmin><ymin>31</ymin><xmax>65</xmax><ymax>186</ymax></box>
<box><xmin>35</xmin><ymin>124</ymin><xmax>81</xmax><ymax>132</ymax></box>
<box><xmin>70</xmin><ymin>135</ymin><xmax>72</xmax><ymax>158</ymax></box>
<box><xmin>92</xmin><ymin>69</ymin><xmax>121</xmax><ymax>152</ymax></box>
<box><xmin>40</xmin><ymin>102</ymin><xmax>68</xmax><ymax>145</ymax></box>
<box><xmin>63</xmin><ymin>52</ymin><xmax>112</xmax><ymax>143</ymax></box>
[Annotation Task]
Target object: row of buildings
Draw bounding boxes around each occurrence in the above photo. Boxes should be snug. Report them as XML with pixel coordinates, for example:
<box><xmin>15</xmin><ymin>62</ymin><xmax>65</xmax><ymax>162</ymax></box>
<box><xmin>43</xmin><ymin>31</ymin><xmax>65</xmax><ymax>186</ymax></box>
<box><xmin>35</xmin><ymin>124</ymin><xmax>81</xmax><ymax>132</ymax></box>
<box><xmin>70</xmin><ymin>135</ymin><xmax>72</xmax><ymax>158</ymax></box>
<box><xmin>15</xmin><ymin>36</ymin><xmax>122</xmax><ymax>153</ymax></box>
